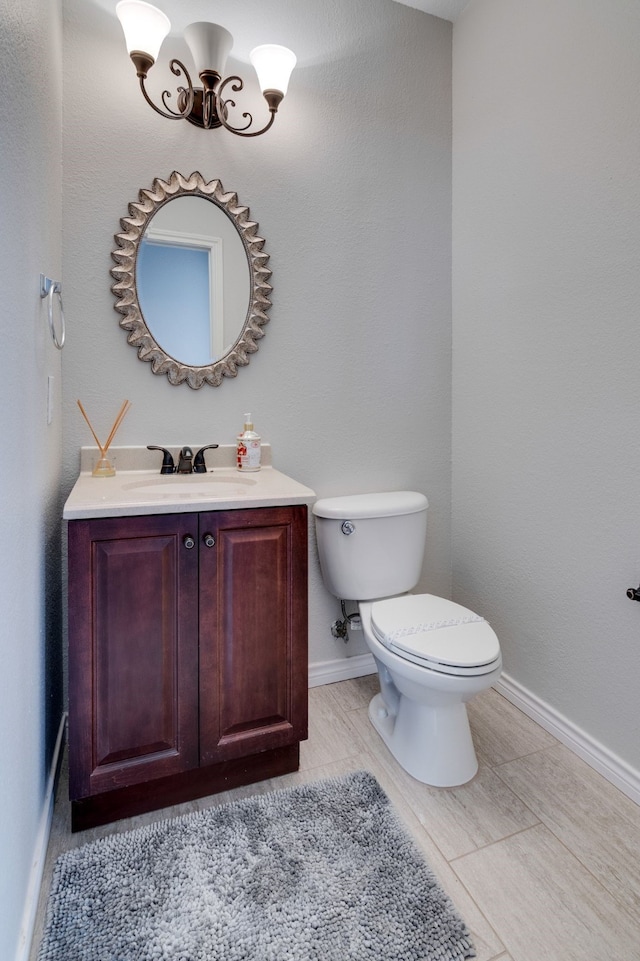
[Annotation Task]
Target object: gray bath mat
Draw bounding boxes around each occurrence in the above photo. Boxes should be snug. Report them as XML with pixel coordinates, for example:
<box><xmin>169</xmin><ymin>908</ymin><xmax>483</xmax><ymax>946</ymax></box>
<box><xmin>38</xmin><ymin>771</ymin><xmax>475</xmax><ymax>961</ymax></box>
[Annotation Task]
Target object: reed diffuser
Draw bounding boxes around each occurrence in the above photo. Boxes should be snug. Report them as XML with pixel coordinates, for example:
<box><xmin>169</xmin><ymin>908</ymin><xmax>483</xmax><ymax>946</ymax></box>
<box><xmin>77</xmin><ymin>399</ymin><xmax>131</xmax><ymax>477</ymax></box>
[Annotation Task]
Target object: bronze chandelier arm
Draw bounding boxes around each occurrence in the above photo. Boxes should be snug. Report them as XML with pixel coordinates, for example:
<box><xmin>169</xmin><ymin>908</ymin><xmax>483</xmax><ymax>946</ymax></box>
<box><xmin>138</xmin><ymin>59</ymin><xmax>195</xmax><ymax>120</ymax></box>
<box><xmin>216</xmin><ymin>75</ymin><xmax>277</xmax><ymax>138</ymax></box>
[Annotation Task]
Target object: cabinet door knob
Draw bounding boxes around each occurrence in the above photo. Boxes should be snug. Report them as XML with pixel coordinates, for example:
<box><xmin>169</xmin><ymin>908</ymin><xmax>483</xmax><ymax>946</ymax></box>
<box><xmin>183</xmin><ymin>534</ymin><xmax>196</xmax><ymax>550</ymax></box>
<box><xmin>203</xmin><ymin>533</ymin><xmax>215</xmax><ymax>548</ymax></box>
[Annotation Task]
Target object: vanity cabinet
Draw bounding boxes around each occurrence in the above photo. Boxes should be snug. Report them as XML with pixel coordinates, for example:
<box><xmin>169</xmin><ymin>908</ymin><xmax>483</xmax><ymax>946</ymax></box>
<box><xmin>68</xmin><ymin>505</ymin><xmax>308</xmax><ymax>830</ymax></box>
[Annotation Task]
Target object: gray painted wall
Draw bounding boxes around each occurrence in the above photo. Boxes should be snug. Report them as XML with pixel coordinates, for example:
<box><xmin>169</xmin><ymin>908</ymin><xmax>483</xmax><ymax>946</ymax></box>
<box><xmin>0</xmin><ymin>1</ymin><xmax>64</xmax><ymax>958</ymax></box>
<box><xmin>61</xmin><ymin>0</ymin><xmax>453</xmax><ymax>667</ymax></box>
<box><xmin>452</xmin><ymin>0</ymin><xmax>640</xmax><ymax>770</ymax></box>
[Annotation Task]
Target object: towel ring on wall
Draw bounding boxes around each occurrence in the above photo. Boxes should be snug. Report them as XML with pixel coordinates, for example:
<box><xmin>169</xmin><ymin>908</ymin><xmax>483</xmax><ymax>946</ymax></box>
<box><xmin>40</xmin><ymin>274</ymin><xmax>65</xmax><ymax>350</ymax></box>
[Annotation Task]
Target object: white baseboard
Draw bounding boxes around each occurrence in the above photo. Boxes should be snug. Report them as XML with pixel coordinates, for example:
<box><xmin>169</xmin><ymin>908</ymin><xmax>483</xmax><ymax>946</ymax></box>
<box><xmin>16</xmin><ymin>712</ymin><xmax>67</xmax><ymax>961</ymax></box>
<box><xmin>309</xmin><ymin>653</ymin><xmax>376</xmax><ymax>688</ymax></box>
<box><xmin>496</xmin><ymin>673</ymin><xmax>640</xmax><ymax>807</ymax></box>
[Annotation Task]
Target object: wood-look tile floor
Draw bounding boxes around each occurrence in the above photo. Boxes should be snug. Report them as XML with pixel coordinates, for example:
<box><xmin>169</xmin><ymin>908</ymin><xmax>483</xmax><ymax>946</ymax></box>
<box><xmin>30</xmin><ymin>677</ymin><xmax>640</xmax><ymax>961</ymax></box>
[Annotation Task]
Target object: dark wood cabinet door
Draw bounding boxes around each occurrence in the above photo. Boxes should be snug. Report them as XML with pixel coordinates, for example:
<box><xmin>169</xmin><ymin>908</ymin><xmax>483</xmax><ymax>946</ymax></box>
<box><xmin>68</xmin><ymin>513</ymin><xmax>199</xmax><ymax>800</ymax></box>
<box><xmin>198</xmin><ymin>506</ymin><xmax>308</xmax><ymax>764</ymax></box>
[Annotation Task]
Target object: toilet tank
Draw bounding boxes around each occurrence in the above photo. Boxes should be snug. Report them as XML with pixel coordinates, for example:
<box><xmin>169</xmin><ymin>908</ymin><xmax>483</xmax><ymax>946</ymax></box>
<box><xmin>312</xmin><ymin>491</ymin><xmax>428</xmax><ymax>601</ymax></box>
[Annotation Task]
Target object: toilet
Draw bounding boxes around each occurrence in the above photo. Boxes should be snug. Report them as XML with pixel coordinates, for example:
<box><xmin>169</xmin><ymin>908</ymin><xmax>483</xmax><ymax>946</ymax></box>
<box><xmin>312</xmin><ymin>491</ymin><xmax>502</xmax><ymax>787</ymax></box>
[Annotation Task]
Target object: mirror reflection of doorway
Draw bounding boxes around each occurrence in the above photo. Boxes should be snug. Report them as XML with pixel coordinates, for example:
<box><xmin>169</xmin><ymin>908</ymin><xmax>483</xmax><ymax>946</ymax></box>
<box><xmin>138</xmin><ymin>229</ymin><xmax>224</xmax><ymax>364</ymax></box>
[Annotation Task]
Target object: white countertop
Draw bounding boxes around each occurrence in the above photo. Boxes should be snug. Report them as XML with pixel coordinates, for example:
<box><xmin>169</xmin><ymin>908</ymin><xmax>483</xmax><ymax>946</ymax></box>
<box><xmin>64</xmin><ymin>450</ymin><xmax>316</xmax><ymax>520</ymax></box>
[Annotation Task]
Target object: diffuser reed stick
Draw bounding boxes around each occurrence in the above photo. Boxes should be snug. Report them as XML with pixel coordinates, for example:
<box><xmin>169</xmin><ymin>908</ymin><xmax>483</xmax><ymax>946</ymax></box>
<box><xmin>103</xmin><ymin>400</ymin><xmax>131</xmax><ymax>452</ymax></box>
<box><xmin>77</xmin><ymin>399</ymin><xmax>131</xmax><ymax>476</ymax></box>
<box><xmin>76</xmin><ymin>400</ymin><xmax>103</xmax><ymax>450</ymax></box>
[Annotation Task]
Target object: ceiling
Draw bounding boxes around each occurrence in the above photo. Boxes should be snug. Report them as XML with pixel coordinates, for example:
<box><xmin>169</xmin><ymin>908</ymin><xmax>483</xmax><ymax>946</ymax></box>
<box><xmin>392</xmin><ymin>0</ymin><xmax>471</xmax><ymax>21</ymax></box>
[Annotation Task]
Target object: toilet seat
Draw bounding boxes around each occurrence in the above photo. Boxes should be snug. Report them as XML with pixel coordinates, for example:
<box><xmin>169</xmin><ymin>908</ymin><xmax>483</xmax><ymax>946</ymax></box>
<box><xmin>370</xmin><ymin>594</ymin><xmax>501</xmax><ymax>677</ymax></box>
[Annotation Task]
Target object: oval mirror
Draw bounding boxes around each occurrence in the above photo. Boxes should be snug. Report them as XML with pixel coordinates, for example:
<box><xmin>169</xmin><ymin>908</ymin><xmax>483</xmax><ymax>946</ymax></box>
<box><xmin>111</xmin><ymin>171</ymin><xmax>272</xmax><ymax>389</ymax></box>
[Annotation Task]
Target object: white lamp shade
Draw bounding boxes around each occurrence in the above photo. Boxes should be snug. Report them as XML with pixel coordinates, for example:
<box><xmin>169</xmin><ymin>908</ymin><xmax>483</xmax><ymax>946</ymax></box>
<box><xmin>116</xmin><ymin>0</ymin><xmax>170</xmax><ymax>61</ymax></box>
<box><xmin>184</xmin><ymin>22</ymin><xmax>233</xmax><ymax>76</ymax></box>
<box><xmin>249</xmin><ymin>44</ymin><xmax>296</xmax><ymax>96</ymax></box>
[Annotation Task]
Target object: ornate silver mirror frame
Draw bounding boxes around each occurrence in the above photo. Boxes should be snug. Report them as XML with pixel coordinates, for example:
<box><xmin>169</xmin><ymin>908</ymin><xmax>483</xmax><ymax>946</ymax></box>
<box><xmin>111</xmin><ymin>171</ymin><xmax>272</xmax><ymax>389</ymax></box>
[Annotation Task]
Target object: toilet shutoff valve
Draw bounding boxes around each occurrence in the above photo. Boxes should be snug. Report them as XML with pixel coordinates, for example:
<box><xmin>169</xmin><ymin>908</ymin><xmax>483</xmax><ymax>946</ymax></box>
<box><xmin>331</xmin><ymin>600</ymin><xmax>361</xmax><ymax>642</ymax></box>
<box><xmin>331</xmin><ymin>619</ymin><xmax>349</xmax><ymax>640</ymax></box>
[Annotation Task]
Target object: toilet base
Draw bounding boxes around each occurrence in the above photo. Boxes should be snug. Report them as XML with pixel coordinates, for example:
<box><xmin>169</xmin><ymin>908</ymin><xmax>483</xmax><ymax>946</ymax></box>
<box><xmin>368</xmin><ymin>691</ymin><xmax>479</xmax><ymax>787</ymax></box>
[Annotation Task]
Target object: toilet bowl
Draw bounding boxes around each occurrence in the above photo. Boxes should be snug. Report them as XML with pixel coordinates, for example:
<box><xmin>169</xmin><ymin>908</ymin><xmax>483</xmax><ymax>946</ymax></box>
<box><xmin>312</xmin><ymin>491</ymin><xmax>502</xmax><ymax>787</ymax></box>
<box><xmin>360</xmin><ymin>596</ymin><xmax>501</xmax><ymax>785</ymax></box>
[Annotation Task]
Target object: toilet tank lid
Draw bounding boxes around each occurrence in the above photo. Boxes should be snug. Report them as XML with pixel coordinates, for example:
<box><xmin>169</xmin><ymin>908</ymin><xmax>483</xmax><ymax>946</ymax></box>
<box><xmin>313</xmin><ymin>491</ymin><xmax>428</xmax><ymax>519</ymax></box>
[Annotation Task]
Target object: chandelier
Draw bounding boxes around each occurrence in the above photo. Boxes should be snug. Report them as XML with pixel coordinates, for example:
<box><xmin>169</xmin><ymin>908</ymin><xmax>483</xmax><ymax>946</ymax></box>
<box><xmin>116</xmin><ymin>1</ymin><xmax>296</xmax><ymax>137</ymax></box>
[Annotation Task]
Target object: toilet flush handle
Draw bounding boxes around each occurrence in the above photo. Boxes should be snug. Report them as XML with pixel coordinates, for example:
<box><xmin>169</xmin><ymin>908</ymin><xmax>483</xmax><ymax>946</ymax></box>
<box><xmin>626</xmin><ymin>584</ymin><xmax>640</xmax><ymax>602</ymax></box>
<box><xmin>341</xmin><ymin>521</ymin><xmax>356</xmax><ymax>535</ymax></box>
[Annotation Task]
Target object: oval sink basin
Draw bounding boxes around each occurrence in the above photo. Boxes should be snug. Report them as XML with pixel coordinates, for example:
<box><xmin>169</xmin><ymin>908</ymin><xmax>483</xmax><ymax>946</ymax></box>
<box><xmin>122</xmin><ymin>474</ymin><xmax>258</xmax><ymax>497</ymax></box>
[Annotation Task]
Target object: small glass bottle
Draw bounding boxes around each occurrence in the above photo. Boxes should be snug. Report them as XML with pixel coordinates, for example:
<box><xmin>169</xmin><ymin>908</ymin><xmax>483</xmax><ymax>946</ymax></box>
<box><xmin>236</xmin><ymin>413</ymin><xmax>261</xmax><ymax>471</ymax></box>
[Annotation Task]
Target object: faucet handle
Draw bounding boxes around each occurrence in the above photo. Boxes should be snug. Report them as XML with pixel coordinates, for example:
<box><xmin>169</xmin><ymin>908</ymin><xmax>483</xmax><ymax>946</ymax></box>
<box><xmin>193</xmin><ymin>444</ymin><xmax>219</xmax><ymax>473</ymax></box>
<box><xmin>147</xmin><ymin>445</ymin><xmax>175</xmax><ymax>474</ymax></box>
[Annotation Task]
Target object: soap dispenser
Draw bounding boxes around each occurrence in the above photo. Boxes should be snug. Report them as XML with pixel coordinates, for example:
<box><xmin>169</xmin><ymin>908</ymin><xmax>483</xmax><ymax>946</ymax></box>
<box><xmin>236</xmin><ymin>413</ymin><xmax>261</xmax><ymax>472</ymax></box>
